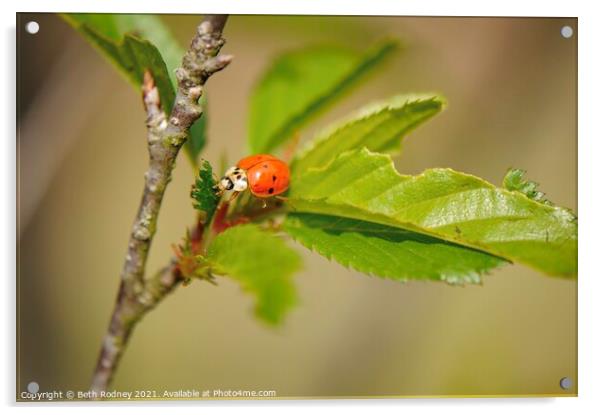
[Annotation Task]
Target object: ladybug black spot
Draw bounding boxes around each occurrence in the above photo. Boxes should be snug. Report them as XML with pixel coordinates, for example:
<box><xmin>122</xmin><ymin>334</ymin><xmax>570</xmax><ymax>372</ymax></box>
<box><xmin>263</xmin><ymin>164</ymin><xmax>268</xmax><ymax>168</ymax></box>
<box><xmin>272</xmin><ymin>175</ymin><xmax>277</xmax><ymax>182</ymax></box>
<box><xmin>268</xmin><ymin>188</ymin><xmax>274</xmax><ymax>194</ymax></box>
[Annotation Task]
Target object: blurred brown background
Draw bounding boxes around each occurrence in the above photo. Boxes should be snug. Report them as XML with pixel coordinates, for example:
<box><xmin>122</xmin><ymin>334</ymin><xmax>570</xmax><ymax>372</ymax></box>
<box><xmin>17</xmin><ymin>14</ymin><xmax>577</xmax><ymax>398</ymax></box>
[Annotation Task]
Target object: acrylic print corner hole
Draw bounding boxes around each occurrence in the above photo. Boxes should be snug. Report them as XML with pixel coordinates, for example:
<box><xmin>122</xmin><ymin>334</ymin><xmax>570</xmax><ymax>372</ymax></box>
<box><xmin>25</xmin><ymin>21</ymin><xmax>39</xmax><ymax>34</ymax></box>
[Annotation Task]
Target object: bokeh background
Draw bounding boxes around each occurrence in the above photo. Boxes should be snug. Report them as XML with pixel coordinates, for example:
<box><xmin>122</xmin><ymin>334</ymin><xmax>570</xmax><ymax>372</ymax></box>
<box><xmin>17</xmin><ymin>14</ymin><xmax>577</xmax><ymax>398</ymax></box>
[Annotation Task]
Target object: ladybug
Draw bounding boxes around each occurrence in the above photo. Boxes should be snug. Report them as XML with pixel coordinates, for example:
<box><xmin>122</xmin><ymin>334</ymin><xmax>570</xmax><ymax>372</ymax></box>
<box><xmin>216</xmin><ymin>154</ymin><xmax>290</xmax><ymax>199</ymax></box>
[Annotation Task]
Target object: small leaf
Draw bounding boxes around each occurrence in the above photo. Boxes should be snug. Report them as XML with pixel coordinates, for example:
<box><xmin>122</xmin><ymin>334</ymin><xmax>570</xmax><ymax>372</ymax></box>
<box><xmin>503</xmin><ymin>168</ymin><xmax>551</xmax><ymax>205</ymax></box>
<box><xmin>288</xmin><ymin>148</ymin><xmax>577</xmax><ymax>278</ymax></box>
<box><xmin>61</xmin><ymin>13</ymin><xmax>207</xmax><ymax>163</ymax></box>
<box><xmin>205</xmin><ymin>225</ymin><xmax>302</xmax><ymax>324</ymax></box>
<box><xmin>292</xmin><ymin>94</ymin><xmax>445</xmax><ymax>174</ymax></box>
<box><xmin>249</xmin><ymin>39</ymin><xmax>399</xmax><ymax>154</ymax></box>
<box><xmin>173</xmin><ymin>231</ymin><xmax>215</xmax><ymax>283</ymax></box>
<box><xmin>191</xmin><ymin>160</ymin><xmax>219</xmax><ymax>224</ymax></box>
<box><xmin>284</xmin><ymin>213</ymin><xmax>506</xmax><ymax>284</ymax></box>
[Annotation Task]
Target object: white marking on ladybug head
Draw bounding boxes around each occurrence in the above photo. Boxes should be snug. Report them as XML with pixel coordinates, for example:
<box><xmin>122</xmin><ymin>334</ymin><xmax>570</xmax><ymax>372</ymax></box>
<box><xmin>219</xmin><ymin>177</ymin><xmax>234</xmax><ymax>192</ymax></box>
<box><xmin>220</xmin><ymin>166</ymin><xmax>248</xmax><ymax>193</ymax></box>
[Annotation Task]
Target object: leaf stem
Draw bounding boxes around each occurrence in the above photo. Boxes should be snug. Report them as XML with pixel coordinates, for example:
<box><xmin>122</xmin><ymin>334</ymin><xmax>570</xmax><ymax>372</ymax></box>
<box><xmin>90</xmin><ymin>14</ymin><xmax>231</xmax><ymax>394</ymax></box>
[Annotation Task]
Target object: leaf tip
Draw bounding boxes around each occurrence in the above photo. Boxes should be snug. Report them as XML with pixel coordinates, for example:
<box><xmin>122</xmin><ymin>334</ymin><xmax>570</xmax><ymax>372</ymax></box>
<box><xmin>503</xmin><ymin>168</ymin><xmax>552</xmax><ymax>205</ymax></box>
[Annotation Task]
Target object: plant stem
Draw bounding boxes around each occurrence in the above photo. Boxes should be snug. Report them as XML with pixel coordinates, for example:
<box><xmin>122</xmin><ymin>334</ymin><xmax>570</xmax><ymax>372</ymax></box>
<box><xmin>89</xmin><ymin>262</ymin><xmax>182</xmax><ymax>394</ymax></box>
<box><xmin>90</xmin><ymin>14</ymin><xmax>231</xmax><ymax>394</ymax></box>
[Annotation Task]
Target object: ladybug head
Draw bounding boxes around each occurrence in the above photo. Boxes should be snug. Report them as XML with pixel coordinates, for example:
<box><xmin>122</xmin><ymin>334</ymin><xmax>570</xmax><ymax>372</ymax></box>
<box><xmin>218</xmin><ymin>166</ymin><xmax>248</xmax><ymax>193</ymax></box>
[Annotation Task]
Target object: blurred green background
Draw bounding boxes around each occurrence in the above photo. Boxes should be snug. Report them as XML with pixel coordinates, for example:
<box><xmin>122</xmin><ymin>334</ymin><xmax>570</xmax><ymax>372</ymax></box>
<box><xmin>17</xmin><ymin>14</ymin><xmax>577</xmax><ymax>398</ymax></box>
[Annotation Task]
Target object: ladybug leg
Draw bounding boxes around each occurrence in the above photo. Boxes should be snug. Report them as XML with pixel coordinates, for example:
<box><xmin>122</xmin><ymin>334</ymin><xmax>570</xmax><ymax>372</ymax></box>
<box><xmin>212</xmin><ymin>179</ymin><xmax>225</xmax><ymax>198</ymax></box>
<box><xmin>228</xmin><ymin>191</ymin><xmax>240</xmax><ymax>202</ymax></box>
<box><xmin>260</xmin><ymin>199</ymin><xmax>268</xmax><ymax>209</ymax></box>
<box><xmin>275</xmin><ymin>195</ymin><xmax>289</xmax><ymax>203</ymax></box>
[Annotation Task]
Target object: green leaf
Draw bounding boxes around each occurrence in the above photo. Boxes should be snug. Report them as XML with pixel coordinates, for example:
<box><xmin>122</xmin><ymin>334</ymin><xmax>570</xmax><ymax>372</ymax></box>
<box><xmin>70</xmin><ymin>28</ymin><xmax>175</xmax><ymax>116</ymax></box>
<box><xmin>503</xmin><ymin>168</ymin><xmax>551</xmax><ymax>205</ymax></box>
<box><xmin>288</xmin><ymin>148</ymin><xmax>577</xmax><ymax>278</ymax></box>
<box><xmin>61</xmin><ymin>13</ymin><xmax>207</xmax><ymax>163</ymax></box>
<box><xmin>292</xmin><ymin>94</ymin><xmax>446</xmax><ymax>174</ymax></box>
<box><xmin>191</xmin><ymin>160</ymin><xmax>219</xmax><ymax>224</ymax></box>
<box><xmin>284</xmin><ymin>213</ymin><xmax>505</xmax><ymax>284</ymax></box>
<box><xmin>249</xmin><ymin>39</ymin><xmax>399</xmax><ymax>154</ymax></box>
<box><xmin>205</xmin><ymin>225</ymin><xmax>302</xmax><ymax>324</ymax></box>
<box><xmin>61</xmin><ymin>14</ymin><xmax>183</xmax><ymax>75</ymax></box>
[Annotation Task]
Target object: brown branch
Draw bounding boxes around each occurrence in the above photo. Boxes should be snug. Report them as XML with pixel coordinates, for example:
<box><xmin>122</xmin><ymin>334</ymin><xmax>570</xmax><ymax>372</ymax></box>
<box><xmin>90</xmin><ymin>14</ymin><xmax>231</xmax><ymax>394</ymax></box>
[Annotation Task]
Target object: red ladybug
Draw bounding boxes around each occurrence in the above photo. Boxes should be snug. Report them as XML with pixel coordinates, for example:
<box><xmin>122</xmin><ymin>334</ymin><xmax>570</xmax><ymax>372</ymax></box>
<box><xmin>217</xmin><ymin>154</ymin><xmax>290</xmax><ymax>198</ymax></box>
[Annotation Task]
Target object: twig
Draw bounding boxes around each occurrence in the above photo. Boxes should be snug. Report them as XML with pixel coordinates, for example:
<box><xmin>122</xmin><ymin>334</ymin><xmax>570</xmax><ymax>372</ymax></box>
<box><xmin>90</xmin><ymin>15</ymin><xmax>231</xmax><ymax>394</ymax></box>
